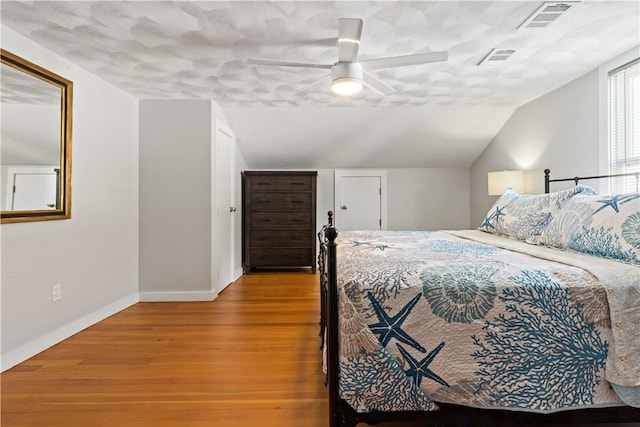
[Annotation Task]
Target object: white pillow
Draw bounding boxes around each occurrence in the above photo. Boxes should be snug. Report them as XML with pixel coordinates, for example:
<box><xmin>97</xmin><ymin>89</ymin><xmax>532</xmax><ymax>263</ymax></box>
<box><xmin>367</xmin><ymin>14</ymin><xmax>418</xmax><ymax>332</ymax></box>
<box><xmin>479</xmin><ymin>184</ymin><xmax>597</xmax><ymax>243</ymax></box>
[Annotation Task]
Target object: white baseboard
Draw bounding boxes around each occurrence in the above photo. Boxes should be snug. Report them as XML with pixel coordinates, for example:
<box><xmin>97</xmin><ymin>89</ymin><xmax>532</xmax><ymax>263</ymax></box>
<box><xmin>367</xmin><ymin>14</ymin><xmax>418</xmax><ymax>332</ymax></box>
<box><xmin>234</xmin><ymin>268</ymin><xmax>243</xmax><ymax>281</ymax></box>
<box><xmin>1</xmin><ymin>293</ymin><xmax>139</xmax><ymax>372</ymax></box>
<box><xmin>138</xmin><ymin>289</ymin><xmax>217</xmax><ymax>302</ymax></box>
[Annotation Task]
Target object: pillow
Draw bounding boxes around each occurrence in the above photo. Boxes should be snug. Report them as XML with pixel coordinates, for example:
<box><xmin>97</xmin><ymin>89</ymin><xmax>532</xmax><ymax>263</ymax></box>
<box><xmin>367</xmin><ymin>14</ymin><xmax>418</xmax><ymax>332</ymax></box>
<box><xmin>479</xmin><ymin>184</ymin><xmax>597</xmax><ymax>243</ymax></box>
<box><xmin>538</xmin><ymin>192</ymin><xmax>640</xmax><ymax>265</ymax></box>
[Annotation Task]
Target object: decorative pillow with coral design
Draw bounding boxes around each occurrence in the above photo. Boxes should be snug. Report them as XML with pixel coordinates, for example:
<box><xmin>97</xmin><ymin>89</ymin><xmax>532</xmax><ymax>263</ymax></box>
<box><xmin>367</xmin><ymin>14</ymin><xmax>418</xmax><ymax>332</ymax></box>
<box><xmin>479</xmin><ymin>184</ymin><xmax>597</xmax><ymax>243</ymax></box>
<box><xmin>538</xmin><ymin>192</ymin><xmax>640</xmax><ymax>265</ymax></box>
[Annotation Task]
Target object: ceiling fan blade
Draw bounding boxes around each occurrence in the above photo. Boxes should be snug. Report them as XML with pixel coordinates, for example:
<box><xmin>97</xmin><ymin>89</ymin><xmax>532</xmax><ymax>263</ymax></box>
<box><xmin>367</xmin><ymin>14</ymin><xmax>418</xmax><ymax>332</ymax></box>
<box><xmin>361</xmin><ymin>51</ymin><xmax>448</xmax><ymax>70</ymax></box>
<box><xmin>362</xmin><ymin>71</ymin><xmax>395</xmax><ymax>96</ymax></box>
<box><xmin>338</xmin><ymin>18</ymin><xmax>363</xmax><ymax>62</ymax></box>
<box><xmin>247</xmin><ymin>58</ymin><xmax>331</xmax><ymax>69</ymax></box>
<box><xmin>297</xmin><ymin>75</ymin><xmax>331</xmax><ymax>94</ymax></box>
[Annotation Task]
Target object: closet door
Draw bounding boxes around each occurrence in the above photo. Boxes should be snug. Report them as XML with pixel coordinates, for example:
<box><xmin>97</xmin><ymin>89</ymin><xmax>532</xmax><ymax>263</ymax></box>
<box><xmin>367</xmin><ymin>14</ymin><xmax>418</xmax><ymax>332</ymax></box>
<box><xmin>213</xmin><ymin>121</ymin><xmax>236</xmax><ymax>293</ymax></box>
<box><xmin>334</xmin><ymin>170</ymin><xmax>388</xmax><ymax>231</ymax></box>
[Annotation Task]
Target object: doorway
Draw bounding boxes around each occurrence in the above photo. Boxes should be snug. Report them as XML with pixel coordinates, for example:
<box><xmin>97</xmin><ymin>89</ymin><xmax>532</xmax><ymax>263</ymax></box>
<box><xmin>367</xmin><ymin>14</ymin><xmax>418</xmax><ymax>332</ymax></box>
<box><xmin>334</xmin><ymin>170</ymin><xmax>387</xmax><ymax>231</ymax></box>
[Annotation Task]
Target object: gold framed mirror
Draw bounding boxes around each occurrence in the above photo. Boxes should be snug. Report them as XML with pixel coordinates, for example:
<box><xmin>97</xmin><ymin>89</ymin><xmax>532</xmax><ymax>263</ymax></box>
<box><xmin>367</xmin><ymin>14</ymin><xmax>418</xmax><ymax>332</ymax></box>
<box><xmin>1</xmin><ymin>49</ymin><xmax>73</xmax><ymax>224</ymax></box>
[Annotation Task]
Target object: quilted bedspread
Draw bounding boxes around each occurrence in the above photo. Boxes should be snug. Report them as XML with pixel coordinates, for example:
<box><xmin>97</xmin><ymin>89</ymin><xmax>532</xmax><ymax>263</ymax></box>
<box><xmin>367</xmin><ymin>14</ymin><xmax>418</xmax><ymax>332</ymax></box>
<box><xmin>335</xmin><ymin>230</ymin><xmax>640</xmax><ymax>413</ymax></box>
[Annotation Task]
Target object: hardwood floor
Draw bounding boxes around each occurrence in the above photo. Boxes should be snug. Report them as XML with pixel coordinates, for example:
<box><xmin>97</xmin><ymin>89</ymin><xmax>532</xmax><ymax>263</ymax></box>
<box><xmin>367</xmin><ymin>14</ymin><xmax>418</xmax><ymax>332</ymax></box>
<box><xmin>2</xmin><ymin>272</ymin><xmax>324</xmax><ymax>426</ymax></box>
<box><xmin>1</xmin><ymin>272</ymin><xmax>413</xmax><ymax>427</ymax></box>
<box><xmin>1</xmin><ymin>272</ymin><xmax>637</xmax><ymax>427</ymax></box>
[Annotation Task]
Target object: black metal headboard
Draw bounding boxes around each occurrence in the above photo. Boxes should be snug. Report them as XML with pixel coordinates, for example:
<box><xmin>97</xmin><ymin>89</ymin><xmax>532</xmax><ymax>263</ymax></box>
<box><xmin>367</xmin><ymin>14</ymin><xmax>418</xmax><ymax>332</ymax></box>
<box><xmin>544</xmin><ymin>168</ymin><xmax>640</xmax><ymax>193</ymax></box>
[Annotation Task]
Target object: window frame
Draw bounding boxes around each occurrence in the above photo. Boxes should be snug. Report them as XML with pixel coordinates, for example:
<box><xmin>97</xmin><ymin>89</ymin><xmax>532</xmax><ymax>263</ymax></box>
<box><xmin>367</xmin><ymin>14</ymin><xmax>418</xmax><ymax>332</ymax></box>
<box><xmin>598</xmin><ymin>47</ymin><xmax>640</xmax><ymax>193</ymax></box>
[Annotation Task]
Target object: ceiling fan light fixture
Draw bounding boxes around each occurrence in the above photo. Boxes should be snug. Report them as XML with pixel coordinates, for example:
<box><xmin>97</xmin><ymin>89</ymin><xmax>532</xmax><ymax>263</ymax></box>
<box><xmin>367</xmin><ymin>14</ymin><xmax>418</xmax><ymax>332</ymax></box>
<box><xmin>331</xmin><ymin>62</ymin><xmax>363</xmax><ymax>96</ymax></box>
<box><xmin>332</xmin><ymin>77</ymin><xmax>363</xmax><ymax>95</ymax></box>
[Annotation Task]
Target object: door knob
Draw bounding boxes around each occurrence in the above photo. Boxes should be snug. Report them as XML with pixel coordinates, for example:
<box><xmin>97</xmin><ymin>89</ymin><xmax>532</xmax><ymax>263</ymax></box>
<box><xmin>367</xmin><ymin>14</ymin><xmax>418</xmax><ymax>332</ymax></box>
<box><xmin>229</xmin><ymin>206</ymin><xmax>237</xmax><ymax>212</ymax></box>
<box><xmin>340</xmin><ymin>205</ymin><xmax>348</xmax><ymax>210</ymax></box>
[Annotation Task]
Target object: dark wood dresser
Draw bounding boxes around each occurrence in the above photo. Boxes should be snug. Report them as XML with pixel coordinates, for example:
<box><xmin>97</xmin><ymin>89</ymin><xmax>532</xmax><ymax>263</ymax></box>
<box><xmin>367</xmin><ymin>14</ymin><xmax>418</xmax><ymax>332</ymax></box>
<box><xmin>242</xmin><ymin>171</ymin><xmax>317</xmax><ymax>273</ymax></box>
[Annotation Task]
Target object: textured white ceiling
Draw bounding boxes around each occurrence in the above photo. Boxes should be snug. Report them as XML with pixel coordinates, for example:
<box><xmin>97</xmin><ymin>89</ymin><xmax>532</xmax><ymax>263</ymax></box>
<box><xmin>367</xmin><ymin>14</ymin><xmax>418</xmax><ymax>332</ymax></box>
<box><xmin>1</xmin><ymin>1</ymin><xmax>639</xmax><ymax>168</ymax></box>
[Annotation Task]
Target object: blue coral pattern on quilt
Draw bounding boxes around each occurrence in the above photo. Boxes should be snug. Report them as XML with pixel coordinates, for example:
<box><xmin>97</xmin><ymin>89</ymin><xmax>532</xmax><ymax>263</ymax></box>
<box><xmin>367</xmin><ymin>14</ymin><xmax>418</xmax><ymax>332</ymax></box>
<box><xmin>539</xmin><ymin>192</ymin><xmax>640</xmax><ymax>265</ymax></box>
<box><xmin>472</xmin><ymin>270</ymin><xmax>608</xmax><ymax>411</ymax></box>
<box><xmin>335</xmin><ymin>230</ymin><xmax>626</xmax><ymax>414</ymax></box>
<box><xmin>420</xmin><ymin>239</ymin><xmax>500</xmax><ymax>256</ymax></box>
<box><xmin>339</xmin><ymin>346</ymin><xmax>438</xmax><ymax>412</ymax></box>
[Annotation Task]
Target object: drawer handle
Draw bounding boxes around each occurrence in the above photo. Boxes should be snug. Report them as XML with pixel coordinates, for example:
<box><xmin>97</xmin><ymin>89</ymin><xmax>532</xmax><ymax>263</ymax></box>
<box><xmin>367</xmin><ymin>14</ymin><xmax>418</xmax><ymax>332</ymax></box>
<box><xmin>291</xmin><ymin>219</ymin><xmax>306</xmax><ymax>223</ymax></box>
<box><xmin>291</xmin><ymin>200</ymin><xmax>304</xmax><ymax>204</ymax></box>
<box><xmin>291</xmin><ymin>182</ymin><xmax>306</xmax><ymax>185</ymax></box>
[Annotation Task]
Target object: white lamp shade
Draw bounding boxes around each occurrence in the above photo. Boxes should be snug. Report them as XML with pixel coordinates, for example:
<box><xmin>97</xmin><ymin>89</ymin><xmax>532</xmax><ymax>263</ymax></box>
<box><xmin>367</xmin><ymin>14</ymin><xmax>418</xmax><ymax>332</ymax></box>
<box><xmin>488</xmin><ymin>170</ymin><xmax>524</xmax><ymax>195</ymax></box>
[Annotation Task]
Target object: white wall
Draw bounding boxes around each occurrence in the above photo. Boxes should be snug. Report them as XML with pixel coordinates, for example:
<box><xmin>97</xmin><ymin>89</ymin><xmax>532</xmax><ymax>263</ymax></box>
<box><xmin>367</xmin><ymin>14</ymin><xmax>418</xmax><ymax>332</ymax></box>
<box><xmin>139</xmin><ymin>100</ymin><xmax>213</xmax><ymax>299</ymax></box>
<box><xmin>1</xmin><ymin>26</ymin><xmax>139</xmax><ymax>370</ymax></box>
<box><xmin>387</xmin><ymin>168</ymin><xmax>470</xmax><ymax>230</ymax></box>
<box><xmin>470</xmin><ymin>69</ymin><xmax>600</xmax><ymax>227</ymax></box>
<box><xmin>316</xmin><ymin>169</ymin><xmax>336</xmax><ymax>229</ymax></box>
<box><xmin>139</xmin><ymin>100</ymin><xmax>244</xmax><ymax>300</ymax></box>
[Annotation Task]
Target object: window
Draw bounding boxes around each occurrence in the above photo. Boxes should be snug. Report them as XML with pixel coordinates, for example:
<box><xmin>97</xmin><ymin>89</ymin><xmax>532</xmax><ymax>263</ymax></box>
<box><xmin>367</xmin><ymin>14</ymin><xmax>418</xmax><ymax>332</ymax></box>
<box><xmin>609</xmin><ymin>58</ymin><xmax>640</xmax><ymax>193</ymax></box>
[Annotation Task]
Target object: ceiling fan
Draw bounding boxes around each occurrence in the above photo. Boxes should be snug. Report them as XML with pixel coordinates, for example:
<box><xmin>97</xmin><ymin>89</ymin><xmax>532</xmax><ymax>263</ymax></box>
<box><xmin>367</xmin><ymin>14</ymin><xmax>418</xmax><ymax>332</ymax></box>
<box><xmin>247</xmin><ymin>18</ymin><xmax>448</xmax><ymax>97</ymax></box>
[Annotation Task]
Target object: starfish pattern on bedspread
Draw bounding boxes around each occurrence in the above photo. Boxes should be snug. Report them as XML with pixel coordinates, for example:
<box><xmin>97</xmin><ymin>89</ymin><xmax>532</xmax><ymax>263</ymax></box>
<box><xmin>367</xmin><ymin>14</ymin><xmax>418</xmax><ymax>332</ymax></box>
<box><xmin>367</xmin><ymin>292</ymin><xmax>426</xmax><ymax>353</ymax></box>
<box><xmin>396</xmin><ymin>342</ymin><xmax>450</xmax><ymax>388</ymax></box>
<box><xmin>480</xmin><ymin>216</ymin><xmax>495</xmax><ymax>231</ymax></box>
<box><xmin>593</xmin><ymin>193</ymin><xmax>640</xmax><ymax>214</ymax></box>
<box><xmin>349</xmin><ymin>240</ymin><xmax>391</xmax><ymax>251</ymax></box>
<box><xmin>480</xmin><ymin>206</ymin><xmax>506</xmax><ymax>231</ymax></box>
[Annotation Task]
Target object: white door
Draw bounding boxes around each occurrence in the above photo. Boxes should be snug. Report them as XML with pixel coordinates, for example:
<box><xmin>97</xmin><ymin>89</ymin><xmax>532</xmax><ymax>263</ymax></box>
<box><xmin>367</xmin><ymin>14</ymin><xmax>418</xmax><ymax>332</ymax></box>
<box><xmin>213</xmin><ymin>121</ymin><xmax>236</xmax><ymax>293</ymax></box>
<box><xmin>335</xmin><ymin>170</ymin><xmax>388</xmax><ymax>231</ymax></box>
<box><xmin>5</xmin><ymin>166</ymin><xmax>58</xmax><ymax>210</ymax></box>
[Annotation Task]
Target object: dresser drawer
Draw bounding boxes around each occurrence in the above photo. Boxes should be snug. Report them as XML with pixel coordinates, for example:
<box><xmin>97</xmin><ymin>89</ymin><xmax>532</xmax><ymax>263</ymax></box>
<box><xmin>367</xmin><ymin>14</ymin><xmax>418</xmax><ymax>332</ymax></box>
<box><xmin>250</xmin><ymin>212</ymin><xmax>311</xmax><ymax>230</ymax></box>
<box><xmin>249</xmin><ymin>248</ymin><xmax>312</xmax><ymax>266</ymax></box>
<box><xmin>250</xmin><ymin>230</ymin><xmax>312</xmax><ymax>247</ymax></box>
<box><xmin>250</xmin><ymin>192</ymin><xmax>312</xmax><ymax>211</ymax></box>
<box><xmin>250</xmin><ymin>175</ymin><xmax>313</xmax><ymax>192</ymax></box>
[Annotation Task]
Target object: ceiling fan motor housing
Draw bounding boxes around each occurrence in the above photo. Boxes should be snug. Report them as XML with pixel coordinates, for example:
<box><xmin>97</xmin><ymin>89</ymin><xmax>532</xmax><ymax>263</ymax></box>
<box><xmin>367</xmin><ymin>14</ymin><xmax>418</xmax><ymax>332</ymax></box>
<box><xmin>331</xmin><ymin>62</ymin><xmax>363</xmax><ymax>95</ymax></box>
<box><xmin>331</xmin><ymin>62</ymin><xmax>363</xmax><ymax>82</ymax></box>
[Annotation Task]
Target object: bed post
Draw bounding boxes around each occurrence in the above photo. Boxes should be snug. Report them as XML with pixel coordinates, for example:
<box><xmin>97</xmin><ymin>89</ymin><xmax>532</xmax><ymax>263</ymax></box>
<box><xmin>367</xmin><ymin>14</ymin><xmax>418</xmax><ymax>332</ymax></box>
<box><xmin>325</xmin><ymin>212</ymin><xmax>340</xmax><ymax>427</ymax></box>
<box><xmin>544</xmin><ymin>169</ymin><xmax>551</xmax><ymax>193</ymax></box>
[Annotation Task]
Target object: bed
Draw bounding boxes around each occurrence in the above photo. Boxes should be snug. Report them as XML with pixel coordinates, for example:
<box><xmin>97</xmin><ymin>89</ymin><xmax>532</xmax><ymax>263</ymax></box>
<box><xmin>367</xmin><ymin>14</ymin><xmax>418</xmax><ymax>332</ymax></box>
<box><xmin>319</xmin><ymin>170</ymin><xmax>640</xmax><ymax>426</ymax></box>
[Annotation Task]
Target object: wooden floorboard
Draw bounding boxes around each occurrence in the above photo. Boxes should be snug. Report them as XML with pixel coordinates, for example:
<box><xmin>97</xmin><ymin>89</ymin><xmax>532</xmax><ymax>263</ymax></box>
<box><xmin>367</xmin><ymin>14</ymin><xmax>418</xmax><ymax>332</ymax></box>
<box><xmin>1</xmin><ymin>272</ymin><xmax>637</xmax><ymax>427</ymax></box>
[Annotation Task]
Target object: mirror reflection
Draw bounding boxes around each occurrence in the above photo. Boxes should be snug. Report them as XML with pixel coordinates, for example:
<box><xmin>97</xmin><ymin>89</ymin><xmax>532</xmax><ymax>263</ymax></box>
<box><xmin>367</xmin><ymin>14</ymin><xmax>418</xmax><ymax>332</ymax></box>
<box><xmin>1</xmin><ymin>49</ymin><xmax>73</xmax><ymax>223</ymax></box>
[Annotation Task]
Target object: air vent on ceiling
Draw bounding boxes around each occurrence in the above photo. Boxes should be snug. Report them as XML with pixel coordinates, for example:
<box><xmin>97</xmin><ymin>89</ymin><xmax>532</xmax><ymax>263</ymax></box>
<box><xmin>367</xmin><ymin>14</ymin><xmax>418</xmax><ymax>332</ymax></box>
<box><xmin>518</xmin><ymin>2</ymin><xmax>580</xmax><ymax>30</ymax></box>
<box><xmin>478</xmin><ymin>49</ymin><xmax>516</xmax><ymax>66</ymax></box>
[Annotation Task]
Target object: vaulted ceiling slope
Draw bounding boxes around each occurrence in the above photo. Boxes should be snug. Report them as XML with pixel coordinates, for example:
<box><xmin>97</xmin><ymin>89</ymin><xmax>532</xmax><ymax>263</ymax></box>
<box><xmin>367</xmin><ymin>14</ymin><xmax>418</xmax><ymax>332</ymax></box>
<box><xmin>2</xmin><ymin>1</ymin><xmax>639</xmax><ymax>168</ymax></box>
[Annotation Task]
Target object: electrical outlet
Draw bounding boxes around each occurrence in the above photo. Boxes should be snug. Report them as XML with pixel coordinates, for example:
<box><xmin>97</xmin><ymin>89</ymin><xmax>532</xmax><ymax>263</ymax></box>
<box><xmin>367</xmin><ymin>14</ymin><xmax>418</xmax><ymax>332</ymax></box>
<box><xmin>52</xmin><ymin>284</ymin><xmax>61</xmax><ymax>302</ymax></box>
